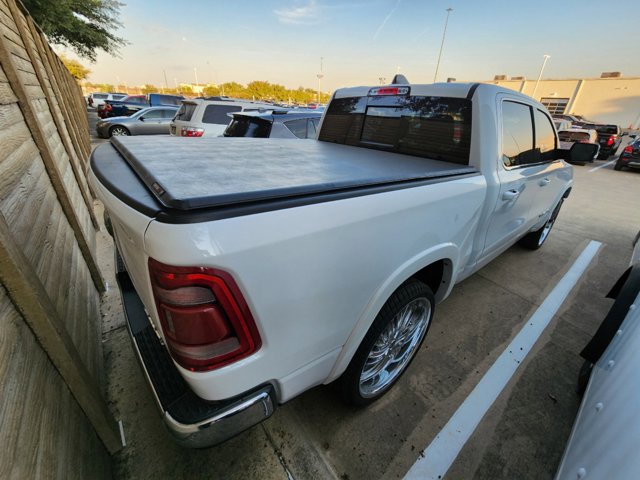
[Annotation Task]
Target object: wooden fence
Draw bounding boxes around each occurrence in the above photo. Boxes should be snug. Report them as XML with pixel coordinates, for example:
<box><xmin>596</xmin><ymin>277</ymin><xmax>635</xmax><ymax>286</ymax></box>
<box><xmin>0</xmin><ymin>0</ymin><xmax>118</xmax><ymax>477</ymax></box>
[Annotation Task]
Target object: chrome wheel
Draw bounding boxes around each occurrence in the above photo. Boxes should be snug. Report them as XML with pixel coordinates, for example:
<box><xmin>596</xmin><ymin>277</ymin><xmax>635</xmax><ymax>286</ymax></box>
<box><xmin>359</xmin><ymin>297</ymin><xmax>431</xmax><ymax>398</ymax></box>
<box><xmin>110</xmin><ymin>126</ymin><xmax>129</xmax><ymax>137</ymax></box>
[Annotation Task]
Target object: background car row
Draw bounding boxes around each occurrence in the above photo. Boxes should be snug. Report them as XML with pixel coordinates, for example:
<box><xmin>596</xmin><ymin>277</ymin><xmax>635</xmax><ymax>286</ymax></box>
<box><xmin>91</xmin><ymin>93</ymin><xmax>323</xmax><ymax>139</ymax></box>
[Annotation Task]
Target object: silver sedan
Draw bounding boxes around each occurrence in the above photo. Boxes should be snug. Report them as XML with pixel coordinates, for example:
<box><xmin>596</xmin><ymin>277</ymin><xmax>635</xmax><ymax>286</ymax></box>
<box><xmin>96</xmin><ymin>106</ymin><xmax>178</xmax><ymax>138</ymax></box>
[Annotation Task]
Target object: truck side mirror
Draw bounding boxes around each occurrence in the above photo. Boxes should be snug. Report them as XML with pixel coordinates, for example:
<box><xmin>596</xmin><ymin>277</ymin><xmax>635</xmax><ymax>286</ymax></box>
<box><xmin>568</xmin><ymin>143</ymin><xmax>598</xmax><ymax>163</ymax></box>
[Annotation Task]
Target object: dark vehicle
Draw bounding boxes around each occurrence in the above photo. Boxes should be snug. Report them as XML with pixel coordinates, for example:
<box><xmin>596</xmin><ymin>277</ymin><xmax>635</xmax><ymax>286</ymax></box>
<box><xmin>594</xmin><ymin>124</ymin><xmax>622</xmax><ymax>159</ymax></box>
<box><xmin>104</xmin><ymin>93</ymin><xmax>183</xmax><ymax>118</ymax></box>
<box><xmin>223</xmin><ymin>110</ymin><xmax>322</xmax><ymax>139</ymax></box>
<box><xmin>615</xmin><ymin>138</ymin><xmax>640</xmax><ymax>171</ymax></box>
<box><xmin>95</xmin><ymin>106</ymin><xmax>179</xmax><ymax>138</ymax></box>
<box><xmin>99</xmin><ymin>95</ymin><xmax>145</xmax><ymax>118</ymax></box>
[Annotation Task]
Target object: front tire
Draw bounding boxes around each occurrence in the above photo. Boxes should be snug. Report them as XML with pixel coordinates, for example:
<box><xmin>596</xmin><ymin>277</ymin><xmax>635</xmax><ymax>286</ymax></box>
<box><xmin>519</xmin><ymin>199</ymin><xmax>563</xmax><ymax>250</ymax></box>
<box><xmin>109</xmin><ymin>125</ymin><xmax>130</xmax><ymax>137</ymax></box>
<box><xmin>339</xmin><ymin>280</ymin><xmax>435</xmax><ymax>406</ymax></box>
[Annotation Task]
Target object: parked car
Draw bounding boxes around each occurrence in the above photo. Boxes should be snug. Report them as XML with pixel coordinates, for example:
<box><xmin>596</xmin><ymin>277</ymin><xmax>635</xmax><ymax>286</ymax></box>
<box><xmin>95</xmin><ymin>106</ymin><xmax>179</xmax><ymax>138</ymax></box>
<box><xmin>556</xmin><ymin>232</ymin><xmax>640</xmax><ymax>479</ymax></box>
<box><xmin>87</xmin><ymin>92</ymin><xmax>126</xmax><ymax>108</ymax></box>
<box><xmin>170</xmin><ymin>97</ymin><xmax>285</xmax><ymax>137</ymax></box>
<box><xmin>105</xmin><ymin>93</ymin><xmax>183</xmax><ymax>118</ymax></box>
<box><xmin>89</xmin><ymin>81</ymin><xmax>596</xmax><ymax>447</ymax></box>
<box><xmin>99</xmin><ymin>95</ymin><xmax>145</xmax><ymax>118</ymax></box>
<box><xmin>615</xmin><ymin>137</ymin><xmax>640</xmax><ymax>171</ymax></box>
<box><xmin>557</xmin><ymin>128</ymin><xmax>600</xmax><ymax>163</ymax></box>
<box><xmin>594</xmin><ymin>124</ymin><xmax>622</xmax><ymax>159</ymax></box>
<box><xmin>223</xmin><ymin>110</ymin><xmax>322</xmax><ymax>139</ymax></box>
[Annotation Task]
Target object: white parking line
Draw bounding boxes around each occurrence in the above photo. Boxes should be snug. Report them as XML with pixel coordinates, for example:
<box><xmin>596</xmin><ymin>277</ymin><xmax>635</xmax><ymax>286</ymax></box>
<box><xmin>588</xmin><ymin>159</ymin><xmax>616</xmax><ymax>172</ymax></box>
<box><xmin>404</xmin><ymin>240</ymin><xmax>602</xmax><ymax>480</ymax></box>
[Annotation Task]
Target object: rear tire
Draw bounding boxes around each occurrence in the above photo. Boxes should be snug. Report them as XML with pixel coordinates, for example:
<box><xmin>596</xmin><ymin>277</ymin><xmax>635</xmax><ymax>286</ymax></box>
<box><xmin>614</xmin><ymin>160</ymin><xmax>624</xmax><ymax>171</ymax></box>
<box><xmin>109</xmin><ymin>125</ymin><xmax>130</xmax><ymax>137</ymax></box>
<box><xmin>339</xmin><ymin>279</ymin><xmax>435</xmax><ymax>406</ymax></box>
<box><xmin>519</xmin><ymin>199</ymin><xmax>563</xmax><ymax>250</ymax></box>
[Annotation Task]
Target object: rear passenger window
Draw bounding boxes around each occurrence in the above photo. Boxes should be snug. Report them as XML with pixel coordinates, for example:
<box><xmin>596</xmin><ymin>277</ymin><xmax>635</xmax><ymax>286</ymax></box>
<box><xmin>161</xmin><ymin>109</ymin><xmax>177</xmax><ymax>119</ymax></box>
<box><xmin>141</xmin><ymin>109</ymin><xmax>162</xmax><ymax>119</ymax></box>
<box><xmin>534</xmin><ymin>109</ymin><xmax>556</xmax><ymax>161</ymax></box>
<box><xmin>202</xmin><ymin>105</ymin><xmax>242</xmax><ymax>125</ymax></box>
<box><xmin>175</xmin><ymin>103</ymin><xmax>196</xmax><ymax>122</ymax></box>
<box><xmin>502</xmin><ymin>101</ymin><xmax>535</xmax><ymax>167</ymax></box>
<box><xmin>284</xmin><ymin>119</ymin><xmax>308</xmax><ymax>138</ymax></box>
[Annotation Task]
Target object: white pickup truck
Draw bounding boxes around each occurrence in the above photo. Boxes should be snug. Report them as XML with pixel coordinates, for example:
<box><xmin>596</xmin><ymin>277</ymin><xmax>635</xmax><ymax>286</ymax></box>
<box><xmin>90</xmin><ymin>81</ymin><xmax>596</xmax><ymax>447</ymax></box>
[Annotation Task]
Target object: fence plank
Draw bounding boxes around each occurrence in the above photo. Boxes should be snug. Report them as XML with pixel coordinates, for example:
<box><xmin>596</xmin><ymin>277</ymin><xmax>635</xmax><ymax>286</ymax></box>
<box><xmin>44</xmin><ymin>41</ymin><xmax>90</xmax><ymax>161</ymax></box>
<box><xmin>0</xmin><ymin>210</ymin><xmax>120</xmax><ymax>454</ymax></box>
<box><xmin>7</xmin><ymin>0</ymin><xmax>98</xmax><ymax>228</ymax></box>
<box><xmin>0</xmin><ymin>25</ymin><xmax>104</xmax><ymax>292</ymax></box>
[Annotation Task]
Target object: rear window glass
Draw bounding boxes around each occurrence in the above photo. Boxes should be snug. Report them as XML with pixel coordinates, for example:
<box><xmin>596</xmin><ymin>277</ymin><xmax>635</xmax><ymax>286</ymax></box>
<box><xmin>202</xmin><ymin>105</ymin><xmax>242</xmax><ymax>125</ymax></box>
<box><xmin>223</xmin><ymin>117</ymin><xmax>272</xmax><ymax>138</ymax></box>
<box><xmin>175</xmin><ymin>103</ymin><xmax>197</xmax><ymax>122</ymax></box>
<box><xmin>558</xmin><ymin>131</ymin><xmax>590</xmax><ymax>142</ymax></box>
<box><xmin>123</xmin><ymin>96</ymin><xmax>146</xmax><ymax>104</ymax></box>
<box><xmin>596</xmin><ymin>125</ymin><xmax>618</xmax><ymax>134</ymax></box>
<box><xmin>318</xmin><ymin>95</ymin><xmax>472</xmax><ymax>165</ymax></box>
<box><xmin>154</xmin><ymin>95</ymin><xmax>182</xmax><ymax>106</ymax></box>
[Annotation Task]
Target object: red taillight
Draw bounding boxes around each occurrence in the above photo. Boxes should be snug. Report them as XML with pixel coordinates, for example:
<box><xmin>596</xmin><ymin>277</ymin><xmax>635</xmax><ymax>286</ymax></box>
<box><xmin>624</xmin><ymin>145</ymin><xmax>633</xmax><ymax>154</ymax></box>
<box><xmin>181</xmin><ymin>127</ymin><xmax>204</xmax><ymax>137</ymax></box>
<box><xmin>606</xmin><ymin>135</ymin><xmax>615</xmax><ymax>146</ymax></box>
<box><xmin>148</xmin><ymin>259</ymin><xmax>261</xmax><ymax>371</ymax></box>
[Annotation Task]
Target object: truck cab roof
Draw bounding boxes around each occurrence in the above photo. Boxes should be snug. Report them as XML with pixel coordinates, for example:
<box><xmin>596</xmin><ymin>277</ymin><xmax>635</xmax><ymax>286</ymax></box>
<box><xmin>333</xmin><ymin>82</ymin><xmax>543</xmax><ymax>106</ymax></box>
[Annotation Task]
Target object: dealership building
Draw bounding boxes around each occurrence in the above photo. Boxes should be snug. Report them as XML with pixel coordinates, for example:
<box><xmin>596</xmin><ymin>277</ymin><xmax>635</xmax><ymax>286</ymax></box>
<box><xmin>482</xmin><ymin>73</ymin><xmax>640</xmax><ymax>128</ymax></box>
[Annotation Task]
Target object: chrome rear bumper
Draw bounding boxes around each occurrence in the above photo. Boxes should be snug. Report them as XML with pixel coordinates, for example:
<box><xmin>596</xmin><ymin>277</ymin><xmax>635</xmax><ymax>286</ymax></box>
<box><xmin>115</xmin><ymin>255</ymin><xmax>275</xmax><ymax>448</ymax></box>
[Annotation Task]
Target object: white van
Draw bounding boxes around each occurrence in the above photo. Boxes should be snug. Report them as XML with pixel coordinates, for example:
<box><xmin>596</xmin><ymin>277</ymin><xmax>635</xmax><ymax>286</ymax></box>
<box><xmin>170</xmin><ymin>97</ymin><xmax>284</xmax><ymax>137</ymax></box>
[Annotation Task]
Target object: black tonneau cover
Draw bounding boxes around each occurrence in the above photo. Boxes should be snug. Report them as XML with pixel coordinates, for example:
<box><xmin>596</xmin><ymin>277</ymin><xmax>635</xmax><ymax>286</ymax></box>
<box><xmin>104</xmin><ymin>136</ymin><xmax>477</xmax><ymax>211</ymax></box>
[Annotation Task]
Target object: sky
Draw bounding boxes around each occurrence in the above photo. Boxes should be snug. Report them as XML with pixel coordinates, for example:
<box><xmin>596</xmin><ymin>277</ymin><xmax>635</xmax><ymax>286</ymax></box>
<box><xmin>63</xmin><ymin>0</ymin><xmax>640</xmax><ymax>91</ymax></box>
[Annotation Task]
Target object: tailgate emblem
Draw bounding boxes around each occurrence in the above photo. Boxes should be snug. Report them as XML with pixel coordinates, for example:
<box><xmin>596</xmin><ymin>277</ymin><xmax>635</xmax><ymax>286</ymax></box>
<box><xmin>151</xmin><ymin>182</ymin><xmax>165</xmax><ymax>196</ymax></box>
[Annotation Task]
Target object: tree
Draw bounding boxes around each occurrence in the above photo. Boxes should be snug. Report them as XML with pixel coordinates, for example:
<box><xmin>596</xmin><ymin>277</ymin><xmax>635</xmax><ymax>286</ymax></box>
<box><xmin>22</xmin><ymin>0</ymin><xmax>127</xmax><ymax>61</ymax></box>
<box><xmin>219</xmin><ymin>82</ymin><xmax>246</xmax><ymax>98</ymax></box>
<box><xmin>60</xmin><ymin>55</ymin><xmax>90</xmax><ymax>80</ymax></box>
<box><xmin>140</xmin><ymin>84</ymin><xmax>158</xmax><ymax>94</ymax></box>
<box><xmin>203</xmin><ymin>85</ymin><xmax>221</xmax><ymax>97</ymax></box>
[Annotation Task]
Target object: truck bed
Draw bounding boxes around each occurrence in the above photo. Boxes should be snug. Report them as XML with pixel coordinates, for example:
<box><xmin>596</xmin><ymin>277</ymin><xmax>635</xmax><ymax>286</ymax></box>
<box><xmin>91</xmin><ymin>136</ymin><xmax>478</xmax><ymax>223</ymax></box>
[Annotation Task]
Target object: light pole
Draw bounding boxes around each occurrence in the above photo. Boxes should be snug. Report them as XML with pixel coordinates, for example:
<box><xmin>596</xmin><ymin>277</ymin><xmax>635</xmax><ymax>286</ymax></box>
<box><xmin>531</xmin><ymin>54</ymin><xmax>551</xmax><ymax>100</ymax></box>
<box><xmin>194</xmin><ymin>67</ymin><xmax>199</xmax><ymax>89</ymax></box>
<box><xmin>316</xmin><ymin>56</ymin><xmax>324</xmax><ymax>104</ymax></box>
<box><xmin>433</xmin><ymin>7</ymin><xmax>453</xmax><ymax>83</ymax></box>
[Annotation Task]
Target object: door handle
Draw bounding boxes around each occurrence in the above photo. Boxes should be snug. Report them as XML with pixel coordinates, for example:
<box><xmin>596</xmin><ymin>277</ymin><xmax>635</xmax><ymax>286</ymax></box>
<box><xmin>538</xmin><ymin>177</ymin><xmax>551</xmax><ymax>187</ymax></box>
<box><xmin>502</xmin><ymin>189</ymin><xmax>521</xmax><ymax>201</ymax></box>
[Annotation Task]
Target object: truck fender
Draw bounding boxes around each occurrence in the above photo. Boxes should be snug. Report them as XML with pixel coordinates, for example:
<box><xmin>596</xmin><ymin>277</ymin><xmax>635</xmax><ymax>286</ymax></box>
<box><xmin>325</xmin><ymin>243</ymin><xmax>459</xmax><ymax>383</ymax></box>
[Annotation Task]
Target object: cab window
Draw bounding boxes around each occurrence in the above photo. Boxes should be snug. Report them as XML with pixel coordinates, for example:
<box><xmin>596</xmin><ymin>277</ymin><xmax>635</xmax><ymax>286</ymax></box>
<box><xmin>534</xmin><ymin>109</ymin><xmax>556</xmax><ymax>161</ymax></box>
<box><xmin>502</xmin><ymin>101</ymin><xmax>535</xmax><ymax>167</ymax></box>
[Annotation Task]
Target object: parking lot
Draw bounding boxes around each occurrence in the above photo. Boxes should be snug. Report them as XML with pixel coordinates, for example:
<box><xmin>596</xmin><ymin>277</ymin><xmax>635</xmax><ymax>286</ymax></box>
<box><xmin>90</xmin><ymin>113</ymin><xmax>639</xmax><ymax>479</ymax></box>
